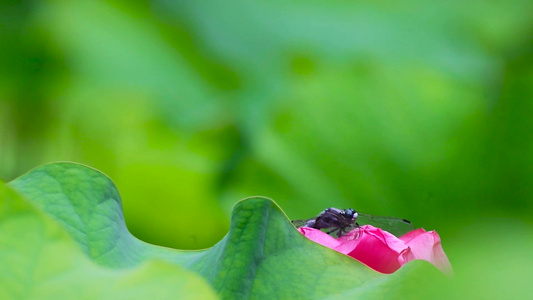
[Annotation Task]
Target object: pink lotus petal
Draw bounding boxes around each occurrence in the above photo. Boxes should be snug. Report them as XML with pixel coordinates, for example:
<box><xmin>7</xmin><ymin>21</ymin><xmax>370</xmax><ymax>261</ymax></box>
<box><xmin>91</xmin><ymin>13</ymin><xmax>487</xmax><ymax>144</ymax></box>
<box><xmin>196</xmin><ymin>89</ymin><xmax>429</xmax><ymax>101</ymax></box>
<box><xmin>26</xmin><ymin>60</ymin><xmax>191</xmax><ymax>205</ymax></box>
<box><xmin>297</xmin><ymin>224</ymin><xmax>452</xmax><ymax>275</ymax></box>
<box><xmin>399</xmin><ymin>228</ymin><xmax>427</xmax><ymax>243</ymax></box>
<box><xmin>336</xmin><ymin>225</ymin><xmax>410</xmax><ymax>274</ymax></box>
<box><xmin>400</xmin><ymin>229</ymin><xmax>453</xmax><ymax>275</ymax></box>
<box><xmin>297</xmin><ymin>227</ymin><xmax>341</xmax><ymax>249</ymax></box>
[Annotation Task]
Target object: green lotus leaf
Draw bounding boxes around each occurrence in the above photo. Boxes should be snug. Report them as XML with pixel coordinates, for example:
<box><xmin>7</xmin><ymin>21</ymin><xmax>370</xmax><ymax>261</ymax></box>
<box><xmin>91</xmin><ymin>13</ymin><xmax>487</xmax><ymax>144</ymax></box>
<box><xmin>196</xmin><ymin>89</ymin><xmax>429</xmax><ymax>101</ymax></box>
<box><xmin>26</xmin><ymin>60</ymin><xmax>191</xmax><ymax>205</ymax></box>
<box><xmin>0</xmin><ymin>179</ymin><xmax>217</xmax><ymax>299</ymax></box>
<box><xmin>6</xmin><ymin>162</ymin><xmax>442</xmax><ymax>299</ymax></box>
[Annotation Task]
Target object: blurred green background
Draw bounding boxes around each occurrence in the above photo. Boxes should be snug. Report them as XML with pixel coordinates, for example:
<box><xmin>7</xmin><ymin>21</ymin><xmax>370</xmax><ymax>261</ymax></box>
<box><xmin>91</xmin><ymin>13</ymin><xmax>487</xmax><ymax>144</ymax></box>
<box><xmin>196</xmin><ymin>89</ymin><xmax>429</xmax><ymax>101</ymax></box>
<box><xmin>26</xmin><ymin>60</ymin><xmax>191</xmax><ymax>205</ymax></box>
<box><xmin>1</xmin><ymin>0</ymin><xmax>532</xmax><ymax>296</ymax></box>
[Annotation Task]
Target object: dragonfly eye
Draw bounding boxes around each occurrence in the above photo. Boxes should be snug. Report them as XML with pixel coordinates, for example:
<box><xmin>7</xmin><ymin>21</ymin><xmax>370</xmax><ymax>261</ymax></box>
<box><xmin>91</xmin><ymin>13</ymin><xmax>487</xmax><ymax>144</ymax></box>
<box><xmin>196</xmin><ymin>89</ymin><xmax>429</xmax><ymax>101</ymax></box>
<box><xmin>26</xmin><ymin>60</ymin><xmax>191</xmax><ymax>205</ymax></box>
<box><xmin>344</xmin><ymin>208</ymin><xmax>356</xmax><ymax>219</ymax></box>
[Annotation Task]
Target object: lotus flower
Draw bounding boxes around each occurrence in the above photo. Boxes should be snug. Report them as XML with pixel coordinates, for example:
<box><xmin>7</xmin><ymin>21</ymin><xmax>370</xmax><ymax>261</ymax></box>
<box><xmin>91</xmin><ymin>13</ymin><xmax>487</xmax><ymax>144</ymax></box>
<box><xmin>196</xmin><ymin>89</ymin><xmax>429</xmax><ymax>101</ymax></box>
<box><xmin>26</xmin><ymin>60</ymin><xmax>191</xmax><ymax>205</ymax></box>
<box><xmin>298</xmin><ymin>225</ymin><xmax>452</xmax><ymax>275</ymax></box>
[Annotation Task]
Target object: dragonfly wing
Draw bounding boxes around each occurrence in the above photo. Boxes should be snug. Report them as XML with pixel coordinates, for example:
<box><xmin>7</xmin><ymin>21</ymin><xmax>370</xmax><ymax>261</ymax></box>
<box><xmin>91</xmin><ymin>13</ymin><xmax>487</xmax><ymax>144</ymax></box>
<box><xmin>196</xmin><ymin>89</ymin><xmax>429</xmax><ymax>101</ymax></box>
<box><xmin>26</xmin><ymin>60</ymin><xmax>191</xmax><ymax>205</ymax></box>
<box><xmin>357</xmin><ymin>213</ymin><xmax>414</xmax><ymax>237</ymax></box>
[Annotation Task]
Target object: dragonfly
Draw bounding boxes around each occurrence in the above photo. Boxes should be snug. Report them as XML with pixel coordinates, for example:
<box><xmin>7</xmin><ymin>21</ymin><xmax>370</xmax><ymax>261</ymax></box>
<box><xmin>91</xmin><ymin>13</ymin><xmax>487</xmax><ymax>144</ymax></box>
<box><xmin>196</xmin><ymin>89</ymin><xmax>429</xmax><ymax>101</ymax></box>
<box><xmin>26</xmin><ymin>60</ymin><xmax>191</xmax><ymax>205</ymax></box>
<box><xmin>291</xmin><ymin>207</ymin><xmax>414</xmax><ymax>238</ymax></box>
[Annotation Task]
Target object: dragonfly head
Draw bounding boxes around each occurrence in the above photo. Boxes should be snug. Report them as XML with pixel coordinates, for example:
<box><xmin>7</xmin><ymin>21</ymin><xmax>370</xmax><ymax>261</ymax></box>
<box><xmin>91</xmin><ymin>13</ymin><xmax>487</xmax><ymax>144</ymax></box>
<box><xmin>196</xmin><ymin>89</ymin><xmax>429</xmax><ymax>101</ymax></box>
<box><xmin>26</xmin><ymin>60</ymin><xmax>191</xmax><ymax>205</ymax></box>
<box><xmin>344</xmin><ymin>208</ymin><xmax>358</xmax><ymax>221</ymax></box>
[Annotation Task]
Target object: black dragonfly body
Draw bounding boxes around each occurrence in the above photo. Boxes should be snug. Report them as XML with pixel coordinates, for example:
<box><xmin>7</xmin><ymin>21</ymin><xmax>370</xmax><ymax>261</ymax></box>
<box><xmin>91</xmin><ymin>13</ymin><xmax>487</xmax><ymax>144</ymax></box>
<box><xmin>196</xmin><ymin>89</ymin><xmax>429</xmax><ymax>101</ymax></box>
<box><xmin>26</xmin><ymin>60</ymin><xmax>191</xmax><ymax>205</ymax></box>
<box><xmin>292</xmin><ymin>207</ymin><xmax>414</xmax><ymax>237</ymax></box>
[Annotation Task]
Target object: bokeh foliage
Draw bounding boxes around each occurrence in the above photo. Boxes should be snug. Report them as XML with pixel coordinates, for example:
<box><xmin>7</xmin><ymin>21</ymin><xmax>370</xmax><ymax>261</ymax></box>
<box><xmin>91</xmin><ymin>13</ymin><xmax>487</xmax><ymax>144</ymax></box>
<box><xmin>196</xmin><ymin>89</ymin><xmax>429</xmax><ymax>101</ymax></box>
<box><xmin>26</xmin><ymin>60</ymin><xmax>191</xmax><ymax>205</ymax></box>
<box><xmin>1</xmin><ymin>0</ymin><xmax>533</xmax><ymax>297</ymax></box>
